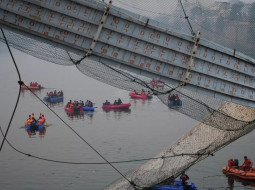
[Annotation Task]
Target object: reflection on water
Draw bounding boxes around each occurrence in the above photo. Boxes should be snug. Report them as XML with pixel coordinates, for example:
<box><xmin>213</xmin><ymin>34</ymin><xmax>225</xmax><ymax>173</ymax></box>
<box><xmin>65</xmin><ymin>110</ymin><xmax>85</xmax><ymax>120</ymax></box>
<box><xmin>226</xmin><ymin>175</ymin><xmax>255</xmax><ymax>189</ymax></box>
<box><xmin>26</xmin><ymin>126</ymin><xmax>46</xmax><ymax>138</ymax></box>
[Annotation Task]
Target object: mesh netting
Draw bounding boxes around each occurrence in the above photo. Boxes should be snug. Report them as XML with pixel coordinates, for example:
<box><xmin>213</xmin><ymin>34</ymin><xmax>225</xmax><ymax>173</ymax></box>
<box><xmin>1</xmin><ymin>0</ymin><xmax>255</xmax><ymax>189</ymax></box>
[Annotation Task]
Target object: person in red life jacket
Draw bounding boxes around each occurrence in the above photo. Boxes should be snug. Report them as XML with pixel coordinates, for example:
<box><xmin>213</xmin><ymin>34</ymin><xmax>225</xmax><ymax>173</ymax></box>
<box><xmin>228</xmin><ymin>157</ymin><xmax>235</xmax><ymax>168</ymax></box>
<box><xmin>180</xmin><ymin>171</ymin><xmax>189</xmax><ymax>187</ymax></box>
<box><xmin>132</xmin><ymin>90</ymin><xmax>137</xmax><ymax>95</ymax></box>
<box><xmin>241</xmin><ymin>156</ymin><xmax>252</xmax><ymax>171</ymax></box>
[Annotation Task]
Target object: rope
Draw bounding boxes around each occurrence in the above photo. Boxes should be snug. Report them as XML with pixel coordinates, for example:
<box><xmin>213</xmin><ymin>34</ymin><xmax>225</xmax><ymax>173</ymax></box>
<box><xmin>0</xmin><ymin>28</ymin><xmax>22</xmax><ymax>151</ymax></box>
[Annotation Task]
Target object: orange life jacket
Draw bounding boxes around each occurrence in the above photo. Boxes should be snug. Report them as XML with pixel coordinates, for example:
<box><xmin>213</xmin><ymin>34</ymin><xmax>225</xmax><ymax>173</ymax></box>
<box><xmin>27</xmin><ymin>119</ymin><xmax>31</xmax><ymax>125</ymax></box>
<box><xmin>38</xmin><ymin>118</ymin><xmax>44</xmax><ymax>125</ymax></box>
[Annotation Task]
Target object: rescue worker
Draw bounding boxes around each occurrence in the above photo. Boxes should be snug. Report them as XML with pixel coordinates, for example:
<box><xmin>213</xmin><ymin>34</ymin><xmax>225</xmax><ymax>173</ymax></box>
<box><xmin>26</xmin><ymin>117</ymin><xmax>32</xmax><ymax>131</ymax></box>
<box><xmin>38</xmin><ymin>117</ymin><xmax>44</xmax><ymax>131</ymax></box>
<box><xmin>180</xmin><ymin>171</ymin><xmax>189</xmax><ymax>187</ymax></box>
<box><xmin>228</xmin><ymin>157</ymin><xmax>235</xmax><ymax>168</ymax></box>
<box><xmin>141</xmin><ymin>89</ymin><xmax>146</xmax><ymax>96</ymax></box>
<box><xmin>241</xmin><ymin>156</ymin><xmax>252</xmax><ymax>171</ymax></box>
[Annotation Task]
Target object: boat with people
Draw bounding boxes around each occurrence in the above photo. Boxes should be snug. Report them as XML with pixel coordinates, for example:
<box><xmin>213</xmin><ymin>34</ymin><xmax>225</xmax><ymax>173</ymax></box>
<box><xmin>129</xmin><ymin>90</ymin><xmax>153</xmax><ymax>99</ymax></box>
<box><xmin>64</xmin><ymin>106</ymin><xmax>83</xmax><ymax>113</ymax></box>
<box><xmin>150</xmin><ymin>78</ymin><xmax>164</xmax><ymax>87</ymax></box>
<box><xmin>102</xmin><ymin>103</ymin><xmax>131</xmax><ymax>109</ymax></box>
<box><xmin>222</xmin><ymin>167</ymin><xmax>255</xmax><ymax>180</ymax></box>
<box><xmin>43</xmin><ymin>95</ymin><xmax>64</xmax><ymax>103</ymax></box>
<box><xmin>152</xmin><ymin>180</ymin><xmax>198</xmax><ymax>190</ymax></box>
<box><xmin>43</xmin><ymin>90</ymin><xmax>63</xmax><ymax>103</ymax></box>
<box><xmin>21</xmin><ymin>82</ymin><xmax>44</xmax><ymax>89</ymax></box>
<box><xmin>168</xmin><ymin>94</ymin><xmax>182</xmax><ymax>107</ymax></box>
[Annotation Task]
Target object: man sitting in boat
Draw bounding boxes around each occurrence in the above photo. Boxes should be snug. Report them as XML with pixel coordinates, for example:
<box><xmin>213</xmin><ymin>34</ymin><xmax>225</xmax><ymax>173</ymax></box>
<box><xmin>117</xmin><ymin>98</ymin><xmax>122</xmax><ymax>105</ymax></box>
<box><xmin>104</xmin><ymin>100</ymin><xmax>110</xmax><ymax>105</ymax></box>
<box><xmin>132</xmin><ymin>90</ymin><xmax>137</xmax><ymax>95</ymax></box>
<box><xmin>241</xmin><ymin>156</ymin><xmax>252</xmax><ymax>171</ymax></box>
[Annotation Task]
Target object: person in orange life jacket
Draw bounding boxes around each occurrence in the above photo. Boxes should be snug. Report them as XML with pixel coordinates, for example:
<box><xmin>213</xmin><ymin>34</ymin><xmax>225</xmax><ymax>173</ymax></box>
<box><xmin>38</xmin><ymin>117</ymin><xmax>44</xmax><ymax>131</ymax></box>
<box><xmin>241</xmin><ymin>156</ymin><xmax>252</xmax><ymax>171</ymax></box>
<box><xmin>41</xmin><ymin>114</ymin><xmax>45</xmax><ymax>123</ymax></box>
<box><xmin>141</xmin><ymin>89</ymin><xmax>146</xmax><ymax>96</ymax></box>
<box><xmin>180</xmin><ymin>171</ymin><xmax>189</xmax><ymax>186</ymax></box>
<box><xmin>132</xmin><ymin>90</ymin><xmax>137</xmax><ymax>95</ymax></box>
<box><xmin>228</xmin><ymin>157</ymin><xmax>235</xmax><ymax>168</ymax></box>
<box><xmin>26</xmin><ymin>117</ymin><xmax>32</xmax><ymax>131</ymax></box>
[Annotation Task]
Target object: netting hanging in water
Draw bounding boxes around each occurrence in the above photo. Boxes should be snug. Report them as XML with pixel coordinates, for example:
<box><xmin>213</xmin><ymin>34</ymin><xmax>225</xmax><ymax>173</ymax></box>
<box><xmin>1</xmin><ymin>0</ymin><xmax>255</xmax><ymax>189</ymax></box>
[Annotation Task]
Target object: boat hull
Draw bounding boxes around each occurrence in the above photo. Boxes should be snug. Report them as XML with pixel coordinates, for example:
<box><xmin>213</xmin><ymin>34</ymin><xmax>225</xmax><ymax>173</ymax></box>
<box><xmin>129</xmin><ymin>92</ymin><xmax>152</xmax><ymax>99</ymax></box>
<box><xmin>43</xmin><ymin>96</ymin><xmax>63</xmax><ymax>103</ymax></box>
<box><xmin>152</xmin><ymin>180</ymin><xmax>197</xmax><ymax>190</ymax></box>
<box><xmin>102</xmin><ymin>103</ymin><xmax>131</xmax><ymax>109</ymax></box>
<box><xmin>222</xmin><ymin>167</ymin><xmax>255</xmax><ymax>180</ymax></box>
<box><xmin>82</xmin><ymin>106</ymin><xmax>95</xmax><ymax>111</ymax></box>
<box><xmin>21</xmin><ymin>85</ymin><xmax>45</xmax><ymax>89</ymax></box>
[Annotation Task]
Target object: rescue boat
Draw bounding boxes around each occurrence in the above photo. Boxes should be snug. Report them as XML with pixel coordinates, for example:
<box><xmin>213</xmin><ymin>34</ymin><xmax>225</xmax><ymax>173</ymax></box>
<box><xmin>150</xmin><ymin>80</ymin><xmax>164</xmax><ymax>87</ymax></box>
<box><xmin>21</xmin><ymin>84</ymin><xmax>45</xmax><ymax>89</ymax></box>
<box><xmin>222</xmin><ymin>166</ymin><xmax>255</xmax><ymax>180</ymax></box>
<box><xmin>129</xmin><ymin>92</ymin><xmax>152</xmax><ymax>99</ymax></box>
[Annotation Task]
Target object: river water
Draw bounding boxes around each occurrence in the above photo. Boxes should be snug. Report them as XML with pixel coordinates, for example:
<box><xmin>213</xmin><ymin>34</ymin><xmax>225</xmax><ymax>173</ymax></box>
<box><xmin>1</xmin><ymin>48</ymin><xmax>255</xmax><ymax>190</ymax></box>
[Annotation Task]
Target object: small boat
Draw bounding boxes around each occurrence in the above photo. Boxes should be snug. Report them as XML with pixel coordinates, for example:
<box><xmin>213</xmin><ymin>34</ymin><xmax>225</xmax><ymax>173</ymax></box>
<box><xmin>82</xmin><ymin>106</ymin><xmax>95</xmax><ymax>111</ymax></box>
<box><xmin>129</xmin><ymin>92</ymin><xmax>152</xmax><ymax>99</ymax></box>
<box><xmin>169</xmin><ymin>100</ymin><xmax>182</xmax><ymax>107</ymax></box>
<box><xmin>152</xmin><ymin>180</ymin><xmax>198</xmax><ymax>190</ymax></box>
<box><xmin>21</xmin><ymin>84</ymin><xmax>45</xmax><ymax>89</ymax></box>
<box><xmin>222</xmin><ymin>166</ymin><xmax>255</xmax><ymax>180</ymax></box>
<box><xmin>43</xmin><ymin>96</ymin><xmax>63</xmax><ymax>103</ymax></box>
<box><xmin>64</xmin><ymin>106</ymin><xmax>83</xmax><ymax>113</ymax></box>
<box><xmin>102</xmin><ymin>103</ymin><xmax>131</xmax><ymax>109</ymax></box>
<box><xmin>150</xmin><ymin>80</ymin><xmax>164</xmax><ymax>87</ymax></box>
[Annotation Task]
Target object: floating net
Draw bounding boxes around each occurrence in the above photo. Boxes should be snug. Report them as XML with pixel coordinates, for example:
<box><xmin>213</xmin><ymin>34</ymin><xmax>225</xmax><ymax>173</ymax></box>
<box><xmin>1</xmin><ymin>0</ymin><xmax>255</xmax><ymax>189</ymax></box>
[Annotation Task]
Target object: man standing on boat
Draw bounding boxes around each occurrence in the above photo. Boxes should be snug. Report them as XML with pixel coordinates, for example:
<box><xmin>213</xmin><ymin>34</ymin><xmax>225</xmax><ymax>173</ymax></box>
<box><xmin>180</xmin><ymin>171</ymin><xmax>189</xmax><ymax>188</ymax></box>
